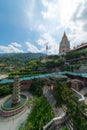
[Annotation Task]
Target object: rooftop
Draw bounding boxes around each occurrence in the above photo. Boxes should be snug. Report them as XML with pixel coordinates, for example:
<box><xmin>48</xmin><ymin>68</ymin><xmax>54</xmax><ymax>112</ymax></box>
<box><xmin>69</xmin><ymin>42</ymin><xmax>87</xmax><ymax>52</ymax></box>
<box><xmin>0</xmin><ymin>64</ymin><xmax>5</xmax><ymax>67</ymax></box>
<box><xmin>0</xmin><ymin>73</ymin><xmax>64</xmax><ymax>84</ymax></box>
<box><xmin>59</xmin><ymin>71</ymin><xmax>87</xmax><ymax>78</ymax></box>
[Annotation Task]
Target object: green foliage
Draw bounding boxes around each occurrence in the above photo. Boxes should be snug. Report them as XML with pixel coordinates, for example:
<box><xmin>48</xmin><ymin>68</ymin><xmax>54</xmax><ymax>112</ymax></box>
<box><xmin>25</xmin><ymin>96</ymin><xmax>54</xmax><ymax>130</ymax></box>
<box><xmin>54</xmin><ymin>82</ymin><xmax>87</xmax><ymax>129</ymax></box>
<box><xmin>0</xmin><ymin>85</ymin><xmax>12</xmax><ymax>97</ymax></box>
<box><xmin>8</xmin><ymin>69</ymin><xmax>43</xmax><ymax>79</ymax></box>
<box><xmin>8</xmin><ymin>59</ymin><xmax>44</xmax><ymax>78</ymax></box>
<box><xmin>54</xmin><ymin>82</ymin><xmax>77</xmax><ymax>107</ymax></box>
<box><xmin>55</xmin><ymin>58</ymin><xmax>64</xmax><ymax>66</ymax></box>
<box><xmin>45</xmin><ymin>58</ymin><xmax>64</xmax><ymax>68</ymax></box>
<box><xmin>45</xmin><ymin>60</ymin><xmax>56</xmax><ymax>68</ymax></box>
<box><xmin>54</xmin><ymin>82</ymin><xmax>64</xmax><ymax>106</ymax></box>
<box><xmin>47</xmin><ymin>55</ymin><xmax>59</xmax><ymax>59</ymax></box>
<box><xmin>65</xmin><ymin>48</ymin><xmax>87</xmax><ymax>60</ymax></box>
<box><xmin>0</xmin><ymin>53</ymin><xmax>45</xmax><ymax>73</ymax></box>
<box><xmin>62</xmin><ymin>127</ymin><xmax>69</xmax><ymax>130</ymax></box>
<box><xmin>29</xmin><ymin>60</ymin><xmax>41</xmax><ymax>70</ymax></box>
<box><xmin>7</xmin><ymin>54</ymin><xmax>64</xmax><ymax>79</ymax></box>
<box><xmin>19</xmin><ymin>127</ymin><xmax>24</xmax><ymax>130</ymax></box>
<box><xmin>74</xmin><ymin>65</ymin><xmax>81</xmax><ymax>69</ymax></box>
<box><xmin>29</xmin><ymin>80</ymin><xmax>44</xmax><ymax>97</ymax></box>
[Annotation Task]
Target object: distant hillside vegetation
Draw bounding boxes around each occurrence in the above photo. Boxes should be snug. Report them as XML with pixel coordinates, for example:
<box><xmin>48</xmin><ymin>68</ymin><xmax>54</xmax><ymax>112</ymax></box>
<box><xmin>0</xmin><ymin>53</ymin><xmax>46</xmax><ymax>72</ymax></box>
<box><xmin>0</xmin><ymin>52</ymin><xmax>45</xmax><ymax>59</ymax></box>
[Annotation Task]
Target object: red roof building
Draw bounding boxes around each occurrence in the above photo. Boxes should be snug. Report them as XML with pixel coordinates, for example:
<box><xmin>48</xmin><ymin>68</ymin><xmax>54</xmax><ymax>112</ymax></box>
<box><xmin>0</xmin><ymin>64</ymin><xmax>5</xmax><ymax>67</ymax></box>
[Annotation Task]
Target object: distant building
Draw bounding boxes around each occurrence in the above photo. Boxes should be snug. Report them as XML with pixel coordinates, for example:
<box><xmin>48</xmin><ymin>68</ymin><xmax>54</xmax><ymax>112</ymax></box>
<box><xmin>70</xmin><ymin>79</ymin><xmax>84</xmax><ymax>91</ymax></box>
<box><xmin>0</xmin><ymin>64</ymin><xmax>5</xmax><ymax>67</ymax></box>
<box><xmin>59</xmin><ymin>32</ymin><xmax>70</xmax><ymax>55</ymax></box>
<box><xmin>69</xmin><ymin>42</ymin><xmax>87</xmax><ymax>52</ymax></box>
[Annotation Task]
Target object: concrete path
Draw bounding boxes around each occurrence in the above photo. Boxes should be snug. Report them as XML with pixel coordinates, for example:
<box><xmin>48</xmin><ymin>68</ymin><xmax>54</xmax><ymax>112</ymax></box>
<box><xmin>0</xmin><ymin>108</ymin><xmax>30</xmax><ymax>130</ymax></box>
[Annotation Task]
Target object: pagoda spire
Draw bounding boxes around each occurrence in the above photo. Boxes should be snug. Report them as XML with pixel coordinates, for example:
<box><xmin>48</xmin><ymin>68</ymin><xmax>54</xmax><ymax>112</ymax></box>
<box><xmin>62</xmin><ymin>31</ymin><xmax>67</xmax><ymax>39</ymax></box>
<box><xmin>59</xmin><ymin>31</ymin><xmax>70</xmax><ymax>55</ymax></box>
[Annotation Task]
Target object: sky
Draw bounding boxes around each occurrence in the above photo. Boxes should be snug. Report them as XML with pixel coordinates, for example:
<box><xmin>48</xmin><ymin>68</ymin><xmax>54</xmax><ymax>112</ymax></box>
<box><xmin>0</xmin><ymin>0</ymin><xmax>87</xmax><ymax>54</ymax></box>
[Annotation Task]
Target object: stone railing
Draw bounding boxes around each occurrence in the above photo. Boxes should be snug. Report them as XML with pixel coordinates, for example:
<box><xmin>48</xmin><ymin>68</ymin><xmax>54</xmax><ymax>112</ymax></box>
<box><xmin>43</xmin><ymin>113</ymin><xmax>66</xmax><ymax>130</ymax></box>
<box><xmin>71</xmin><ymin>88</ymin><xmax>85</xmax><ymax>102</ymax></box>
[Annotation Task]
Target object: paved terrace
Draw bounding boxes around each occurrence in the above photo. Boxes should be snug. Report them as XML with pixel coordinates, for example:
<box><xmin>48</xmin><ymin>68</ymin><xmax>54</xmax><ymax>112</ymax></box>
<box><xmin>0</xmin><ymin>74</ymin><xmax>8</xmax><ymax>80</ymax></box>
<box><xmin>0</xmin><ymin>91</ymin><xmax>32</xmax><ymax>130</ymax></box>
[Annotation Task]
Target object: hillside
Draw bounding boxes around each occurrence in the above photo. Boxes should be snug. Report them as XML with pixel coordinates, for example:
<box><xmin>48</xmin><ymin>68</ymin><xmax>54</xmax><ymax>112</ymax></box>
<box><xmin>0</xmin><ymin>52</ymin><xmax>45</xmax><ymax>59</ymax></box>
<box><xmin>0</xmin><ymin>53</ymin><xmax>46</xmax><ymax>73</ymax></box>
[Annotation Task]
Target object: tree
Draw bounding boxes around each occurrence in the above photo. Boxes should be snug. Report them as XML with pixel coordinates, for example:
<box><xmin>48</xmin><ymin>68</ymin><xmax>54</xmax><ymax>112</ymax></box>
<box><xmin>29</xmin><ymin>80</ymin><xmax>43</xmax><ymax>97</ymax></box>
<box><xmin>54</xmin><ymin>81</ymin><xmax>64</xmax><ymax>106</ymax></box>
<box><xmin>0</xmin><ymin>85</ymin><xmax>11</xmax><ymax>97</ymax></box>
<box><xmin>24</xmin><ymin>96</ymin><xmax>54</xmax><ymax>130</ymax></box>
<box><xmin>53</xmin><ymin>82</ymin><xmax>87</xmax><ymax>129</ymax></box>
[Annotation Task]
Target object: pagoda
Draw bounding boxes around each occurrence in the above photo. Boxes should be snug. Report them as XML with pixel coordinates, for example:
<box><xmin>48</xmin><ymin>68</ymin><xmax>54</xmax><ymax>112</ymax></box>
<box><xmin>12</xmin><ymin>75</ymin><xmax>21</xmax><ymax>105</ymax></box>
<box><xmin>59</xmin><ymin>32</ymin><xmax>70</xmax><ymax>55</ymax></box>
<box><xmin>0</xmin><ymin>75</ymin><xmax>28</xmax><ymax>117</ymax></box>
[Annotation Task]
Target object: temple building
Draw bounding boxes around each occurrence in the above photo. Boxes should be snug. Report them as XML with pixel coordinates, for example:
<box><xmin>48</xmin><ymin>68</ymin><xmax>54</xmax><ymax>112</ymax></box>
<box><xmin>69</xmin><ymin>42</ymin><xmax>87</xmax><ymax>52</ymax></box>
<box><xmin>59</xmin><ymin>32</ymin><xmax>70</xmax><ymax>55</ymax></box>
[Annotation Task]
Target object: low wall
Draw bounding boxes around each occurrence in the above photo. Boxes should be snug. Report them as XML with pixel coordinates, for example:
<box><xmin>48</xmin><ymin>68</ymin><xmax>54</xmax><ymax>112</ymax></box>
<box><xmin>72</xmin><ymin>88</ymin><xmax>85</xmax><ymax>102</ymax></box>
<box><xmin>0</xmin><ymin>95</ymin><xmax>28</xmax><ymax>117</ymax></box>
<box><xmin>43</xmin><ymin>113</ymin><xmax>66</xmax><ymax>130</ymax></box>
<box><xmin>0</xmin><ymin>78</ymin><xmax>47</xmax><ymax>91</ymax></box>
<box><xmin>0</xmin><ymin>104</ymin><xmax>27</xmax><ymax>117</ymax></box>
<box><xmin>0</xmin><ymin>80</ymin><xmax>33</xmax><ymax>91</ymax></box>
<box><xmin>20</xmin><ymin>80</ymin><xmax>32</xmax><ymax>90</ymax></box>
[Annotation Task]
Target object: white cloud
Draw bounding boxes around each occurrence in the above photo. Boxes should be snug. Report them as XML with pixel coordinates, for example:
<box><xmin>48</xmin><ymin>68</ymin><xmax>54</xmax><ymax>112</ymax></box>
<box><xmin>41</xmin><ymin>0</ymin><xmax>87</xmax><ymax>50</ymax></box>
<box><xmin>11</xmin><ymin>42</ymin><xmax>22</xmax><ymax>48</ymax></box>
<box><xmin>0</xmin><ymin>43</ymin><xmax>24</xmax><ymax>53</ymax></box>
<box><xmin>37</xmin><ymin>39</ymin><xmax>46</xmax><ymax>47</ymax></box>
<box><xmin>67</xmin><ymin>0</ymin><xmax>87</xmax><ymax>48</ymax></box>
<box><xmin>41</xmin><ymin>0</ymin><xmax>59</xmax><ymax>20</ymax></box>
<box><xmin>69</xmin><ymin>32</ymin><xmax>87</xmax><ymax>49</ymax></box>
<box><xmin>59</xmin><ymin>0</ymin><xmax>79</xmax><ymax>26</ymax></box>
<box><xmin>37</xmin><ymin>24</ymin><xmax>46</xmax><ymax>32</ymax></box>
<box><xmin>25</xmin><ymin>42</ymin><xmax>40</xmax><ymax>53</ymax></box>
<box><xmin>23</xmin><ymin>0</ymin><xmax>43</xmax><ymax>31</ymax></box>
<box><xmin>1</xmin><ymin>0</ymin><xmax>87</xmax><ymax>54</ymax></box>
<box><xmin>23</xmin><ymin>0</ymin><xmax>37</xmax><ymax>30</ymax></box>
<box><xmin>37</xmin><ymin>32</ymin><xmax>59</xmax><ymax>54</ymax></box>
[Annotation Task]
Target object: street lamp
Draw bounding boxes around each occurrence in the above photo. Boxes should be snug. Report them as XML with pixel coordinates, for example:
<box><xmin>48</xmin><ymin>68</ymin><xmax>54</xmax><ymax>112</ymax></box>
<box><xmin>45</xmin><ymin>40</ymin><xmax>48</xmax><ymax>59</ymax></box>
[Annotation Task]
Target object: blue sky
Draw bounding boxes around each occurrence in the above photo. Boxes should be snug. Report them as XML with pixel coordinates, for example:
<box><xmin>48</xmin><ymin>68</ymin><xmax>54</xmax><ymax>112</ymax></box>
<box><xmin>0</xmin><ymin>0</ymin><xmax>87</xmax><ymax>54</ymax></box>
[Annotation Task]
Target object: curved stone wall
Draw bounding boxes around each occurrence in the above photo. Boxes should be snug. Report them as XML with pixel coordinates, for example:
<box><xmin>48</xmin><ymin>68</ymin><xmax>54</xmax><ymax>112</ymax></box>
<box><xmin>0</xmin><ymin>95</ymin><xmax>28</xmax><ymax>117</ymax></box>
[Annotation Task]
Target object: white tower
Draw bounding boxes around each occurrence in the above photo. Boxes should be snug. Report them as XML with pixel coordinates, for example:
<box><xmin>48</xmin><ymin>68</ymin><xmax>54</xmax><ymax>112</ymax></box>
<box><xmin>59</xmin><ymin>32</ymin><xmax>70</xmax><ymax>55</ymax></box>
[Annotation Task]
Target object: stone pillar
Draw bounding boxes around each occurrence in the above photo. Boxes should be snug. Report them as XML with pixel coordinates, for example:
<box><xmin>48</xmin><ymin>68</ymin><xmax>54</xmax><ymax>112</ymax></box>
<box><xmin>12</xmin><ymin>75</ymin><xmax>21</xmax><ymax>105</ymax></box>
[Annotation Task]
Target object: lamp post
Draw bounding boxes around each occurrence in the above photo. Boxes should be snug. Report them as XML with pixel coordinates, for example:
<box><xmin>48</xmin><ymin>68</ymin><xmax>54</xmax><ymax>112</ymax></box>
<box><xmin>45</xmin><ymin>41</ymin><xmax>48</xmax><ymax>59</ymax></box>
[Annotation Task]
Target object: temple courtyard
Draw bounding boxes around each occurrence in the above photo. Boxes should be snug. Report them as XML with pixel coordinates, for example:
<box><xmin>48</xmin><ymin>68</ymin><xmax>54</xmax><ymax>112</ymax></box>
<box><xmin>0</xmin><ymin>109</ymin><xmax>30</xmax><ymax>130</ymax></box>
